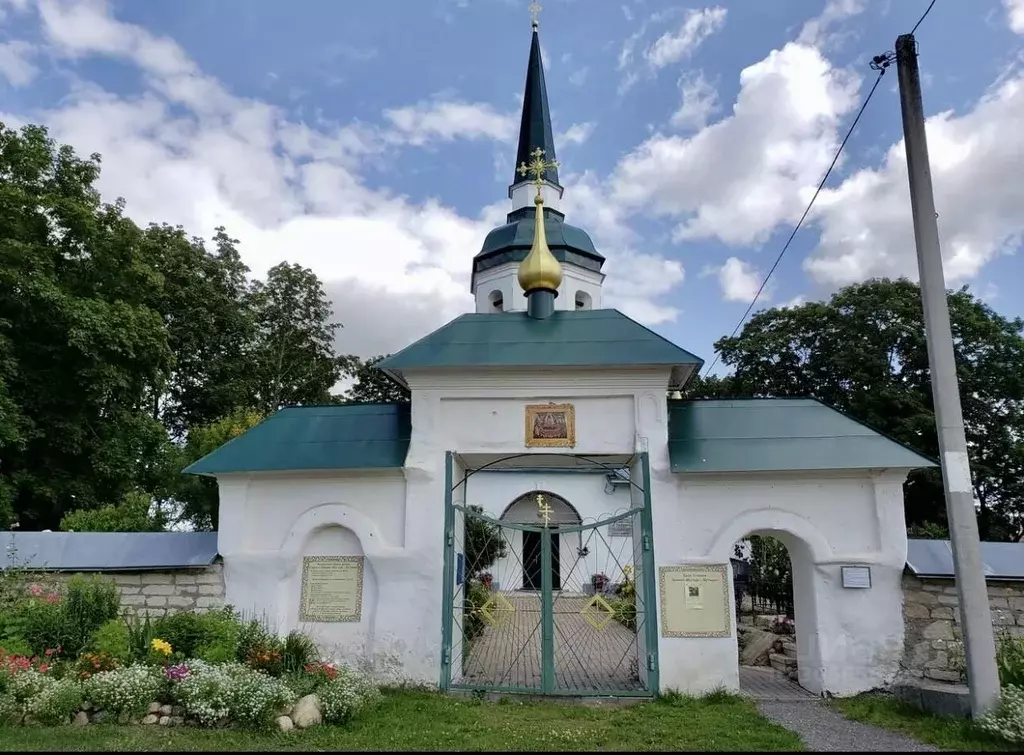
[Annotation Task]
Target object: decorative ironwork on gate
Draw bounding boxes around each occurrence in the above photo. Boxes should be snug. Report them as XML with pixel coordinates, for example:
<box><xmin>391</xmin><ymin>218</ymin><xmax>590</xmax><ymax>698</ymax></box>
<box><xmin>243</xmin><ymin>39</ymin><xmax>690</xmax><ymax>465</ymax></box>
<box><xmin>440</xmin><ymin>452</ymin><xmax>660</xmax><ymax>697</ymax></box>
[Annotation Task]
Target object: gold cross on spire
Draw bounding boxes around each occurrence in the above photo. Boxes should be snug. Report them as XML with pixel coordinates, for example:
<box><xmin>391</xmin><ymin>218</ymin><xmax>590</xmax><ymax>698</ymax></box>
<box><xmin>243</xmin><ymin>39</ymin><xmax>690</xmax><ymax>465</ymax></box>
<box><xmin>529</xmin><ymin>0</ymin><xmax>542</xmax><ymax>28</ymax></box>
<box><xmin>517</xmin><ymin>147</ymin><xmax>559</xmax><ymax>196</ymax></box>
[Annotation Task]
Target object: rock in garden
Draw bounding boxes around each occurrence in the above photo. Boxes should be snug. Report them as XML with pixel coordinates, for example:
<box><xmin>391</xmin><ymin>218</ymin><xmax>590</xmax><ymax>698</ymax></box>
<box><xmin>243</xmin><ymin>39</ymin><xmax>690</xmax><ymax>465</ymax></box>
<box><xmin>147</xmin><ymin>702</ymin><xmax>161</xmax><ymax>714</ymax></box>
<box><xmin>276</xmin><ymin>715</ymin><xmax>295</xmax><ymax>732</ymax></box>
<box><xmin>171</xmin><ymin>705</ymin><xmax>184</xmax><ymax>717</ymax></box>
<box><xmin>740</xmin><ymin>628</ymin><xmax>779</xmax><ymax>666</ymax></box>
<box><xmin>169</xmin><ymin>716</ymin><xmax>184</xmax><ymax>726</ymax></box>
<box><xmin>141</xmin><ymin>714</ymin><xmax>159</xmax><ymax>725</ymax></box>
<box><xmin>72</xmin><ymin>711</ymin><xmax>89</xmax><ymax>727</ymax></box>
<box><xmin>159</xmin><ymin>704</ymin><xmax>172</xmax><ymax>716</ymax></box>
<box><xmin>159</xmin><ymin>715</ymin><xmax>170</xmax><ymax>726</ymax></box>
<box><xmin>80</xmin><ymin>701</ymin><xmax>92</xmax><ymax>711</ymax></box>
<box><xmin>290</xmin><ymin>694</ymin><xmax>322</xmax><ymax>729</ymax></box>
<box><xmin>23</xmin><ymin>714</ymin><xmax>40</xmax><ymax>726</ymax></box>
<box><xmin>90</xmin><ymin>711</ymin><xmax>108</xmax><ymax>724</ymax></box>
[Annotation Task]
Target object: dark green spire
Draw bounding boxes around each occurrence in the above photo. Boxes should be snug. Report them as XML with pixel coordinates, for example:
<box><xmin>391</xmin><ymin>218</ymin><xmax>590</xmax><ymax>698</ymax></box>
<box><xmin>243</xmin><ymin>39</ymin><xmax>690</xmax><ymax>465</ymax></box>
<box><xmin>513</xmin><ymin>28</ymin><xmax>560</xmax><ymax>188</ymax></box>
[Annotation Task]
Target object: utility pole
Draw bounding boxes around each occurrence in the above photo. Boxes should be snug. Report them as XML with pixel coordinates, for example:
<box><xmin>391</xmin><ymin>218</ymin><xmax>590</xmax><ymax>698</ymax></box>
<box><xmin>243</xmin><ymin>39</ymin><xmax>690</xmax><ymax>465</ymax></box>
<box><xmin>895</xmin><ymin>33</ymin><xmax>1000</xmax><ymax>716</ymax></box>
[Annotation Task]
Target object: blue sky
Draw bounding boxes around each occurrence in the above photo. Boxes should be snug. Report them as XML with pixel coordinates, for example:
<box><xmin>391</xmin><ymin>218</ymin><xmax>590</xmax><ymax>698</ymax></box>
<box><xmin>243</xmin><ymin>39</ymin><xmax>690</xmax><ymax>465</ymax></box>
<box><xmin>1</xmin><ymin>0</ymin><xmax>1023</xmax><ymax>372</ymax></box>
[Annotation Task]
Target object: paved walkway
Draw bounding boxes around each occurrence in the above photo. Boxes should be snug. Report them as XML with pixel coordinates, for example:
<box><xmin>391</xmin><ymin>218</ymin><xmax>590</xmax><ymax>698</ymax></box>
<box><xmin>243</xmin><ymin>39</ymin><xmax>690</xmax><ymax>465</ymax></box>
<box><xmin>740</xmin><ymin>667</ymin><xmax>937</xmax><ymax>753</ymax></box>
<box><xmin>458</xmin><ymin>592</ymin><xmax>644</xmax><ymax>693</ymax></box>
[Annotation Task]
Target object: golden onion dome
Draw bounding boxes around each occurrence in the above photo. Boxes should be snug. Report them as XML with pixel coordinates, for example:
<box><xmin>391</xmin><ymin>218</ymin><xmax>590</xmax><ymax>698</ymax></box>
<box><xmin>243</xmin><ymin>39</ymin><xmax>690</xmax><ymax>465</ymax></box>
<box><xmin>517</xmin><ymin>190</ymin><xmax>563</xmax><ymax>294</ymax></box>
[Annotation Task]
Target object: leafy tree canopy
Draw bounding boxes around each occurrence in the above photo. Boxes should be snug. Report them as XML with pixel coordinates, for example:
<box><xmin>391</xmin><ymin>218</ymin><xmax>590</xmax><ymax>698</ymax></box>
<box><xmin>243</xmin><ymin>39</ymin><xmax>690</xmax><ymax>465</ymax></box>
<box><xmin>341</xmin><ymin>355</ymin><xmax>410</xmax><ymax>404</ymax></box>
<box><xmin>59</xmin><ymin>490</ymin><xmax>166</xmax><ymax>533</ymax></box>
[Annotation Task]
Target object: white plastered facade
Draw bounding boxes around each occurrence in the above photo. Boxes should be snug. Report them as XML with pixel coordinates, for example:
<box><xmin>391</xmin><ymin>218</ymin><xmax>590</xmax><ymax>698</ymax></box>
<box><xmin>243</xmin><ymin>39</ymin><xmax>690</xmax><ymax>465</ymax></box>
<box><xmin>215</xmin><ymin>366</ymin><xmax>912</xmax><ymax>697</ymax></box>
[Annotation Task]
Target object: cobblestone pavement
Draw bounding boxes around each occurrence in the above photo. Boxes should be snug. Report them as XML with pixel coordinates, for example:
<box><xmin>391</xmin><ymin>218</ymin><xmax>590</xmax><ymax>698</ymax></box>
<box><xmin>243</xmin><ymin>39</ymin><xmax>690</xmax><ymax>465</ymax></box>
<box><xmin>456</xmin><ymin>592</ymin><xmax>645</xmax><ymax>693</ymax></box>
<box><xmin>740</xmin><ymin>666</ymin><xmax>938</xmax><ymax>752</ymax></box>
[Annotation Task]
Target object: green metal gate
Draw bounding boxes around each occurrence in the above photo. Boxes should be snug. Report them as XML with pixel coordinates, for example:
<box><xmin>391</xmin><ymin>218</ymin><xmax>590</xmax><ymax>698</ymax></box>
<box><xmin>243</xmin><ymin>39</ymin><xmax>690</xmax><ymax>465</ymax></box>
<box><xmin>440</xmin><ymin>452</ymin><xmax>659</xmax><ymax>697</ymax></box>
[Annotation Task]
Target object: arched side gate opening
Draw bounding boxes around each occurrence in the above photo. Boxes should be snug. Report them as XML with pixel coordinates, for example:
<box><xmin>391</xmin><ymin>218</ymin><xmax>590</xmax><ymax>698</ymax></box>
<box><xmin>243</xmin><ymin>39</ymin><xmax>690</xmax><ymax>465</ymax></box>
<box><xmin>440</xmin><ymin>451</ymin><xmax>659</xmax><ymax>697</ymax></box>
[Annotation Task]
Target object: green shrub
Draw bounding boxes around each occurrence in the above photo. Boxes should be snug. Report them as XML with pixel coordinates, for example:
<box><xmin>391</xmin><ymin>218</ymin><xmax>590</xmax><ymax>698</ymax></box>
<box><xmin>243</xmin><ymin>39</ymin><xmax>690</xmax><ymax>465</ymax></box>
<box><xmin>91</xmin><ymin>619</ymin><xmax>133</xmax><ymax>663</ymax></box>
<box><xmin>281</xmin><ymin>631</ymin><xmax>319</xmax><ymax>674</ymax></box>
<box><xmin>25</xmin><ymin>677</ymin><xmax>83</xmax><ymax>725</ymax></box>
<box><xmin>235</xmin><ymin>617</ymin><xmax>279</xmax><ymax>664</ymax></box>
<box><xmin>59</xmin><ymin>491</ymin><xmax>166</xmax><ymax>533</ymax></box>
<box><xmin>152</xmin><ymin>612</ymin><xmax>207</xmax><ymax>659</ymax></box>
<box><xmin>317</xmin><ymin>667</ymin><xmax>381</xmax><ymax>724</ymax></box>
<box><xmin>59</xmin><ymin>576</ymin><xmax>121</xmax><ymax>657</ymax></box>
<box><xmin>0</xmin><ymin>638</ymin><xmax>33</xmax><ymax>659</ymax></box>
<box><xmin>122</xmin><ymin>612</ymin><xmax>157</xmax><ymax>662</ymax></box>
<box><xmin>997</xmin><ymin>632</ymin><xmax>1024</xmax><ymax>688</ymax></box>
<box><xmin>0</xmin><ymin>692</ymin><xmax>18</xmax><ymax>726</ymax></box>
<box><xmin>12</xmin><ymin>599</ymin><xmax>65</xmax><ymax>657</ymax></box>
<box><xmin>463</xmin><ymin>581</ymin><xmax>490</xmax><ymax>643</ymax></box>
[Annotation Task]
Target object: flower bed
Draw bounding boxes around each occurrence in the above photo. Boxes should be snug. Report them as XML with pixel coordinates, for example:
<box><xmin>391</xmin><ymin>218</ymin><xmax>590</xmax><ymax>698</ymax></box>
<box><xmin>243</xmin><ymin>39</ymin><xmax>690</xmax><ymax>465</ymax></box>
<box><xmin>0</xmin><ymin>573</ymin><xmax>379</xmax><ymax>731</ymax></box>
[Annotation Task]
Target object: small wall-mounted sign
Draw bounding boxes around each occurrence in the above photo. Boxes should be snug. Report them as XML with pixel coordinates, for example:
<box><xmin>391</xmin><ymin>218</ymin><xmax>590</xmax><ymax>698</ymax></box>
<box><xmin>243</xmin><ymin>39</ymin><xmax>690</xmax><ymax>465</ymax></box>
<box><xmin>841</xmin><ymin>565</ymin><xmax>872</xmax><ymax>589</ymax></box>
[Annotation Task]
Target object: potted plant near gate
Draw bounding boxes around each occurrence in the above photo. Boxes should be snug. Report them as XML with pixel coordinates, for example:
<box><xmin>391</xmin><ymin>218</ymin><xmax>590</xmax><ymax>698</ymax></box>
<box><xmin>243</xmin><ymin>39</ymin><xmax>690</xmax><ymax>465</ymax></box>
<box><xmin>480</xmin><ymin>572</ymin><xmax>493</xmax><ymax>591</ymax></box>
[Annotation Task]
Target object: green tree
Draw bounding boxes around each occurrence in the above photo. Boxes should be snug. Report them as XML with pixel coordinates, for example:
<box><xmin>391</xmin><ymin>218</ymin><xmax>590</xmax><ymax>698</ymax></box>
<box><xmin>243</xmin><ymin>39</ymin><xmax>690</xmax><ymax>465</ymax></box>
<box><xmin>464</xmin><ymin>505</ymin><xmax>508</xmax><ymax>576</ymax></box>
<box><xmin>248</xmin><ymin>262</ymin><xmax>344</xmax><ymax>413</ymax></box>
<box><xmin>59</xmin><ymin>490</ymin><xmax>166</xmax><ymax>532</ymax></box>
<box><xmin>709</xmin><ymin>278</ymin><xmax>1024</xmax><ymax>539</ymax></box>
<box><xmin>173</xmin><ymin>408</ymin><xmax>266</xmax><ymax>530</ymax></box>
<box><xmin>341</xmin><ymin>355</ymin><xmax>410</xmax><ymax>404</ymax></box>
<box><xmin>0</xmin><ymin>122</ymin><xmax>174</xmax><ymax>530</ymax></box>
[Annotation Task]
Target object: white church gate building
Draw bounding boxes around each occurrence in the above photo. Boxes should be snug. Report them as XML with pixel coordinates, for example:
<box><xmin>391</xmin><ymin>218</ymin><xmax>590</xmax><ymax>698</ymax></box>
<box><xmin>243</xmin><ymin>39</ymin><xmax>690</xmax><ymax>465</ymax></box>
<box><xmin>186</xmin><ymin>17</ymin><xmax>937</xmax><ymax>700</ymax></box>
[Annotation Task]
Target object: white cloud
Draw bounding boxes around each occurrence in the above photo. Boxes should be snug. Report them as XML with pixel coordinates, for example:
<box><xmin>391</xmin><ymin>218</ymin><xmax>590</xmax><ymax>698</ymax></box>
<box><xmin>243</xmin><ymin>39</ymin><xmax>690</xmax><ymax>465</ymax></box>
<box><xmin>9</xmin><ymin>0</ymin><xmax>684</xmax><ymax>361</ymax></box>
<box><xmin>0</xmin><ymin>41</ymin><xmax>38</xmax><ymax>85</ymax></box>
<box><xmin>806</xmin><ymin>72</ymin><xmax>1024</xmax><ymax>286</ymax></box>
<box><xmin>718</xmin><ymin>257</ymin><xmax>762</xmax><ymax>302</ymax></box>
<box><xmin>1006</xmin><ymin>0</ymin><xmax>1024</xmax><ymax>34</ymax></box>
<box><xmin>670</xmin><ymin>71</ymin><xmax>719</xmax><ymax>130</ymax></box>
<box><xmin>797</xmin><ymin>0</ymin><xmax>866</xmax><ymax>50</ymax></box>
<box><xmin>557</xmin><ymin>122</ymin><xmax>594</xmax><ymax>146</ymax></box>
<box><xmin>568</xmin><ymin>67</ymin><xmax>589</xmax><ymax>86</ymax></box>
<box><xmin>645</xmin><ymin>7</ymin><xmax>726</xmax><ymax>70</ymax></box>
<box><xmin>383</xmin><ymin>101</ymin><xmax>517</xmax><ymax>146</ymax></box>
<box><xmin>611</xmin><ymin>43</ymin><xmax>860</xmax><ymax>247</ymax></box>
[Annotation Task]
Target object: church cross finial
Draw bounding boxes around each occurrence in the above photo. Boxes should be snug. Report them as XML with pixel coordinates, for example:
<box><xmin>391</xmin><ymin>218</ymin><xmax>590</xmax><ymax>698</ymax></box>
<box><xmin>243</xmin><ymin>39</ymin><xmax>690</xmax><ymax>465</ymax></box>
<box><xmin>517</xmin><ymin>147</ymin><xmax>559</xmax><ymax>196</ymax></box>
<box><xmin>529</xmin><ymin>0</ymin><xmax>542</xmax><ymax>29</ymax></box>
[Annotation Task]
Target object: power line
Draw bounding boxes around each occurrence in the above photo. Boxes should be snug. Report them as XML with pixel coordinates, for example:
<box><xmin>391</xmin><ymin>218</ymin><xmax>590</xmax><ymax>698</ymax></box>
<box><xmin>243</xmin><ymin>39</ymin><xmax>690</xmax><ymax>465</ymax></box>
<box><xmin>700</xmin><ymin>66</ymin><xmax>888</xmax><ymax>378</ymax></box>
<box><xmin>911</xmin><ymin>0</ymin><xmax>938</xmax><ymax>36</ymax></box>
<box><xmin>699</xmin><ymin>0</ymin><xmax>940</xmax><ymax>380</ymax></box>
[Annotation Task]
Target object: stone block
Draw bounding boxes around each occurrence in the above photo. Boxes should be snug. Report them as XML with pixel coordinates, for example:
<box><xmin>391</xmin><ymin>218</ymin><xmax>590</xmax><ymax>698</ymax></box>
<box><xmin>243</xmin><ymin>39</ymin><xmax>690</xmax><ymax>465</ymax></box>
<box><xmin>992</xmin><ymin>610</ymin><xmax>1015</xmax><ymax>626</ymax></box>
<box><xmin>118</xmin><ymin>586</ymin><xmax>141</xmax><ymax>595</ymax></box>
<box><xmin>922</xmin><ymin>620</ymin><xmax>954</xmax><ymax>641</ymax></box>
<box><xmin>143</xmin><ymin>573</ymin><xmax>174</xmax><ymax>585</ymax></box>
<box><xmin>197</xmin><ymin>584</ymin><xmax>222</xmax><ymax>596</ymax></box>
<box><xmin>145</xmin><ymin>596</ymin><xmax>168</xmax><ymax>607</ymax></box>
<box><xmin>893</xmin><ymin>680</ymin><xmax>970</xmax><ymax>719</ymax></box>
<box><xmin>930</xmin><ymin>607</ymin><xmax>954</xmax><ymax>620</ymax></box>
<box><xmin>139</xmin><ymin>608</ymin><xmax>166</xmax><ymax>618</ymax></box>
<box><xmin>924</xmin><ymin>668</ymin><xmax>962</xmax><ymax>683</ymax></box>
<box><xmin>121</xmin><ymin>594</ymin><xmax>146</xmax><ymax>607</ymax></box>
<box><xmin>142</xmin><ymin>584</ymin><xmax>175</xmax><ymax>596</ymax></box>
<box><xmin>937</xmin><ymin>595</ymin><xmax>959</xmax><ymax>606</ymax></box>
<box><xmin>906</xmin><ymin>590</ymin><xmax>938</xmax><ymax>605</ymax></box>
<box><xmin>921</xmin><ymin>582</ymin><xmax>945</xmax><ymax>593</ymax></box>
<box><xmin>905</xmin><ymin>603</ymin><xmax>930</xmax><ymax>619</ymax></box>
<box><xmin>924</xmin><ymin>651</ymin><xmax>948</xmax><ymax>669</ymax></box>
<box><xmin>909</xmin><ymin>641</ymin><xmax>932</xmax><ymax>667</ymax></box>
<box><xmin>1010</xmin><ymin>597</ymin><xmax>1024</xmax><ymax>612</ymax></box>
<box><xmin>989</xmin><ymin>597</ymin><xmax>1009</xmax><ymax>609</ymax></box>
<box><xmin>165</xmin><ymin>596</ymin><xmax>195</xmax><ymax>608</ymax></box>
<box><xmin>174</xmin><ymin>575</ymin><xmax>197</xmax><ymax>586</ymax></box>
<box><xmin>196</xmin><ymin>569</ymin><xmax>223</xmax><ymax>585</ymax></box>
<box><xmin>197</xmin><ymin>596</ymin><xmax>224</xmax><ymax>609</ymax></box>
<box><xmin>112</xmin><ymin>574</ymin><xmax>142</xmax><ymax>585</ymax></box>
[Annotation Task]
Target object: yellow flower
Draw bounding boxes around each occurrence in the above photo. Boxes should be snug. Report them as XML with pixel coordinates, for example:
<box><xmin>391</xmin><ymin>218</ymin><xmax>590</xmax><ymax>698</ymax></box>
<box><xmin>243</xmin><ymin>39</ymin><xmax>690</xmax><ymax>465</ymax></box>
<box><xmin>150</xmin><ymin>638</ymin><xmax>172</xmax><ymax>655</ymax></box>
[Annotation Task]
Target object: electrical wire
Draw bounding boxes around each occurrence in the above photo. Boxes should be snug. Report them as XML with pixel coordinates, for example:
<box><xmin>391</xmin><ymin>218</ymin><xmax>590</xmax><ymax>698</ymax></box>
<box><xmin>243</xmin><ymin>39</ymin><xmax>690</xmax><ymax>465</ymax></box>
<box><xmin>911</xmin><ymin>0</ymin><xmax>938</xmax><ymax>36</ymax></box>
<box><xmin>700</xmin><ymin>66</ymin><xmax>889</xmax><ymax>378</ymax></box>
<box><xmin>699</xmin><ymin>0</ymin><xmax>939</xmax><ymax>379</ymax></box>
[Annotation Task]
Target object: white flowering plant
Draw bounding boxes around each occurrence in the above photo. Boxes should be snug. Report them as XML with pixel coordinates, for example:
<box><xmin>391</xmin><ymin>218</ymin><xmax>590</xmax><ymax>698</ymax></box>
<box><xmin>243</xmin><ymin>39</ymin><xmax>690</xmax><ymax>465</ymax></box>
<box><xmin>316</xmin><ymin>666</ymin><xmax>381</xmax><ymax>725</ymax></box>
<box><xmin>84</xmin><ymin>663</ymin><xmax>163</xmax><ymax>718</ymax></box>
<box><xmin>170</xmin><ymin>660</ymin><xmax>294</xmax><ymax>728</ymax></box>
<box><xmin>978</xmin><ymin>684</ymin><xmax>1024</xmax><ymax>744</ymax></box>
<box><xmin>25</xmin><ymin>677</ymin><xmax>83</xmax><ymax>725</ymax></box>
<box><xmin>6</xmin><ymin>668</ymin><xmax>53</xmax><ymax>703</ymax></box>
<box><xmin>0</xmin><ymin>692</ymin><xmax>19</xmax><ymax>725</ymax></box>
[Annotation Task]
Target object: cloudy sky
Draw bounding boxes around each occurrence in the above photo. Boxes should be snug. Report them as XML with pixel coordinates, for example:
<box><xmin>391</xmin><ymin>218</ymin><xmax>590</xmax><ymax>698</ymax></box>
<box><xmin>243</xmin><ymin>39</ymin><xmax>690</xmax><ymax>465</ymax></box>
<box><xmin>1</xmin><ymin>0</ymin><xmax>1022</xmax><ymax>372</ymax></box>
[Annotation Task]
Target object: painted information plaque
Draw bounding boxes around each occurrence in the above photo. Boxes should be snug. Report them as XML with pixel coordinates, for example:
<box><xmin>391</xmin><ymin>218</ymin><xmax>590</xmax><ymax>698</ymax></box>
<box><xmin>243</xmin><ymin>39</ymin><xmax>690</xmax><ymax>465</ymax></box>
<box><xmin>659</xmin><ymin>564</ymin><xmax>731</xmax><ymax>638</ymax></box>
<box><xmin>299</xmin><ymin>555</ymin><xmax>364</xmax><ymax>623</ymax></box>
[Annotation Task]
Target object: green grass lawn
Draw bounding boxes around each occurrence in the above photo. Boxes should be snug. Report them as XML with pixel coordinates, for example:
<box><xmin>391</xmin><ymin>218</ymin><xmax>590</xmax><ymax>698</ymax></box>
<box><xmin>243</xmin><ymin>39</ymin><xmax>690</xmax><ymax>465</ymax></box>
<box><xmin>0</xmin><ymin>688</ymin><xmax>804</xmax><ymax>752</ymax></box>
<box><xmin>830</xmin><ymin>692</ymin><xmax>1014</xmax><ymax>752</ymax></box>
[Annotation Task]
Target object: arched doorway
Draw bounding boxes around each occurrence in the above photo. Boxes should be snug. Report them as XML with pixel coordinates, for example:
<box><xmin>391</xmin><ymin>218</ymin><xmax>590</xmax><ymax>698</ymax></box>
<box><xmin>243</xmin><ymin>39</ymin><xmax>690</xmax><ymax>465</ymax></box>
<box><xmin>499</xmin><ymin>491</ymin><xmax>583</xmax><ymax>592</ymax></box>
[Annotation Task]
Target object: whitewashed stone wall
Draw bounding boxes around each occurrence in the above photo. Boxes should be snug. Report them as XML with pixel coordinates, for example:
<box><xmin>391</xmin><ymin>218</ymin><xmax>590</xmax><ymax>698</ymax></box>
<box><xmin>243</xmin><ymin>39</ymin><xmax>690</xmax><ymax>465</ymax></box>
<box><xmin>901</xmin><ymin>571</ymin><xmax>1024</xmax><ymax>683</ymax></box>
<box><xmin>56</xmin><ymin>565</ymin><xmax>225</xmax><ymax>618</ymax></box>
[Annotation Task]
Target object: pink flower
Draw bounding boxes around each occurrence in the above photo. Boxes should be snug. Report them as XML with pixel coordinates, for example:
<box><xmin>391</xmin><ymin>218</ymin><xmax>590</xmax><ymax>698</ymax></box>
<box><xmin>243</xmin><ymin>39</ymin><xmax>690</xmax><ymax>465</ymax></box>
<box><xmin>44</xmin><ymin>648</ymin><xmax>53</xmax><ymax>657</ymax></box>
<box><xmin>44</xmin><ymin>592</ymin><xmax>60</xmax><ymax>604</ymax></box>
<box><xmin>28</xmin><ymin>583</ymin><xmax>43</xmax><ymax>596</ymax></box>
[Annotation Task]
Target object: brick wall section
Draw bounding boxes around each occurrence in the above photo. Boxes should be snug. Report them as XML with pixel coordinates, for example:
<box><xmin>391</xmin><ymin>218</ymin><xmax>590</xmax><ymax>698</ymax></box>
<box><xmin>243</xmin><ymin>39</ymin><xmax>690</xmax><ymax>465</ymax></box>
<box><xmin>901</xmin><ymin>571</ymin><xmax>1024</xmax><ymax>683</ymax></box>
<box><xmin>54</xmin><ymin>564</ymin><xmax>225</xmax><ymax>619</ymax></box>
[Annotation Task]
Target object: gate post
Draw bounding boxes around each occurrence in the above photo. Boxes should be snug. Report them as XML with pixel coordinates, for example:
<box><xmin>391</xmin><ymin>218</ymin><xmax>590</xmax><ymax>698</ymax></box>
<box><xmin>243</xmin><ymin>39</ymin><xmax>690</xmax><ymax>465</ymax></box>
<box><xmin>440</xmin><ymin>451</ymin><xmax>455</xmax><ymax>690</ymax></box>
<box><xmin>640</xmin><ymin>452</ymin><xmax>660</xmax><ymax>693</ymax></box>
<box><xmin>540</xmin><ymin>529</ymin><xmax>555</xmax><ymax>693</ymax></box>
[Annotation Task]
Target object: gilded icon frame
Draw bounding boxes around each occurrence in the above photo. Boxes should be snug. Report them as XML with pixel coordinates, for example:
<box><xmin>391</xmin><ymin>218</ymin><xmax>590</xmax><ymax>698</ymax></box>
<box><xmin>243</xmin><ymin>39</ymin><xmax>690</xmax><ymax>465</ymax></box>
<box><xmin>524</xmin><ymin>403</ymin><xmax>576</xmax><ymax>448</ymax></box>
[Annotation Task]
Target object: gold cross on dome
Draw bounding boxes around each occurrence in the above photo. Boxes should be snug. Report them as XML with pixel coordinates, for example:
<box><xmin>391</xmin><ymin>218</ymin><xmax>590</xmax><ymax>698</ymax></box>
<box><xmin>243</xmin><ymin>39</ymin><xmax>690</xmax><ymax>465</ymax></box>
<box><xmin>536</xmin><ymin>493</ymin><xmax>553</xmax><ymax>526</ymax></box>
<box><xmin>517</xmin><ymin>147</ymin><xmax>559</xmax><ymax>192</ymax></box>
<box><xmin>529</xmin><ymin>1</ymin><xmax>542</xmax><ymax>28</ymax></box>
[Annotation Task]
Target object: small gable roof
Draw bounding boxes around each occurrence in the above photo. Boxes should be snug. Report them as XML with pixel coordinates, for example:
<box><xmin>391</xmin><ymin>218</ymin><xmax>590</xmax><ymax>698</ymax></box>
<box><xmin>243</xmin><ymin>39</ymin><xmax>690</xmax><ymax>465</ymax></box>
<box><xmin>667</xmin><ymin>398</ymin><xmax>937</xmax><ymax>473</ymax></box>
<box><xmin>0</xmin><ymin>532</ymin><xmax>219</xmax><ymax>572</ymax></box>
<box><xmin>378</xmin><ymin>309</ymin><xmax>703</xmax><ymax>388</ymax></box>
<box><xmin>184</xmin><ymin>403</ymin><xmax>410</xmax><ymax>476</ymax></box>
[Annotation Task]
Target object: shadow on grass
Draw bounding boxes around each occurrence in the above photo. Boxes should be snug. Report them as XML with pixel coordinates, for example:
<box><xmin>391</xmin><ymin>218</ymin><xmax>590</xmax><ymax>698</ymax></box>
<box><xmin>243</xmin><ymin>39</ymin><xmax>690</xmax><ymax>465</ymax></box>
<box><xmin>830</xmin><ymin>692</ymin><xmax>1014</xmax><ymax>752</ymax></box>
<box><xmin>0</xmin><ymin>687</ymin><xmax>803</xmax><ymax>752</ymax></box>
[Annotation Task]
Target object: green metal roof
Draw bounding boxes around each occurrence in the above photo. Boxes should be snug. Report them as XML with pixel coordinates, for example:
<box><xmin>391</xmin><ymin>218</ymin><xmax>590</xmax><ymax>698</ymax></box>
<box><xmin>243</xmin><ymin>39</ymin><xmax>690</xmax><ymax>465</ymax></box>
<box><xmin>183</xmin><ymin>403</ymin><xmax>410</xmax><ymax>476</ymax></box>
<box><xmin>667</xmin><ymin>398</ymin><xmax>937</xmax><ymax>473</ymax></box>
<box><xmin>378</xmin><ymin>309</ymin><xmax>703</xmax><ymax>387</ymax></box>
